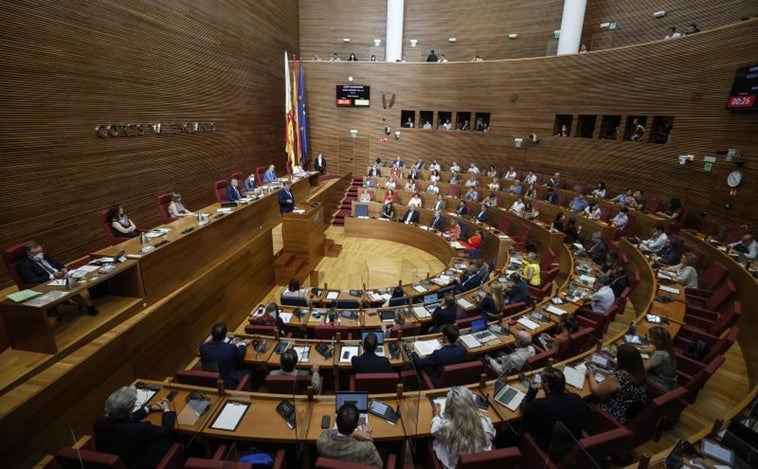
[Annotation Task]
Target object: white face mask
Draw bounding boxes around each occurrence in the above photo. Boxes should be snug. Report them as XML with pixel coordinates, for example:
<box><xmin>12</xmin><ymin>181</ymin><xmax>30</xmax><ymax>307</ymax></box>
<box><xmin>33</xmin><ymin>252</ymin><xmax>44</xmax><ymax>261</ymax></box>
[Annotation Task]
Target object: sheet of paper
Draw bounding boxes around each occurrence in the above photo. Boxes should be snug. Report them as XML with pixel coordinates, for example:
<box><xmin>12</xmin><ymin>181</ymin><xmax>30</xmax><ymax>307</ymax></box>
<box><xmin>517</xmin><ymin>317</ymin><xmax>539</xmax><ymax>330</ymax></box>
<box><xmin>414</xmin><ymin>339</ymin><xmax>442</xmax><ymax>356</ymax></box>
<box><xmin>6</xmin><ymin>289</ymin><xmax>42</xmax><ymax>302</ymax></box>
<box><xmin>545</xmin><ymin>305</ymin><xmax>568</xmax><ymax>316</ymax></box>
<box><xmin>459</xmin><ymin>334</ymin><xmax>482</xmax><ymax>349</ymax></box>
<box><xmin>210</xmin><ymin>401</ymin><xmax>250</xmax><ymax>431</ymax></box>
<box><xmin>659</xmin><ymin>285</ymin><xmax>680</xmax><ymax>294</ymax></box>
<box><xmin>339</xmin><ymin>345</ymin><xmax>359</xmax><ymax>363</ymax></box>
<box><xmin>412</xmin><ymin>306</ymin><xmax>431</xmax><ymax>319</ymax></box>
<box><xmin>450</xmin><ymin>241</ymin><xmax>464</xmax><ymax>249</ymax></box>
<box><xmin>326</xmin><ymin>291</ymin><xmax>340</xmax><ymax>300</ymax></box>
<box><xmin>133</xmin><ymin>388</ymin><xmax>157</xmax><ymax>411</ymax></box>
<box><xmin>456</xmin><ymin>298</ymin><xmax>474</xmax><ymax>309</ymax></box>
<box><xmin>292</xmin><ymin>346</ymin><xmax>310</xmax><ymax>362</ymax></box>
<box><xmin>279</xmin><ymin>312</ymin><xmax>293</xmax><ymax>323</ymax></box>
<box><xmin>47</xmin><ymin>279</ymin><xmax>67</xmax><ymax>286</ymax></box>
<box><xmin>563</xmin><ymin>364</ymin><xmax>586</xmax><ymax>390</ymax></box>
<box><xmin>412</xmin><ymin>285</ymin><xmax>427</xmax><ymax>293</ymax></box>
<box><xmin>430</xmin><ymin>397</ymin><xmax>447</xmax><ymax>418</ymax></box>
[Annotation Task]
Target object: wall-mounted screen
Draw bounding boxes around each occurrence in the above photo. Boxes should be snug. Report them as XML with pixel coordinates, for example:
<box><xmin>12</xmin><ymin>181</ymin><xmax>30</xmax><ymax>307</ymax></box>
<box><xmin>336</xmin><ymin>85</ymin><xmax>370</xmax><ymax>107</ymax></box>
<box><xmin>727</xmin><ymin>64</ymin><xmax>758</xmax><ymax>111</ymax></box>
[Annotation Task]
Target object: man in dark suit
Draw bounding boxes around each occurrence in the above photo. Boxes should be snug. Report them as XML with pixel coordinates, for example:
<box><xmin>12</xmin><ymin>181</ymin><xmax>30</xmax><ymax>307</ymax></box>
<box><xmin>401</xmin><ymin>206</ymin><xmax>419</xmax><ymax>224</ymax></box>
<box><xmin>505</xmin><ymin>272</ymin><xmax>530</xmax><ymax>304</ymax></box>
<box><xmin>19</xmin><ymin>241</ymin><xmax>98</xmax><ymax>315</ymax></box>
<box><xmin>226</xmin><ymin>177</ymin><xmax>242</xmax><ymax>202</ymax></box>
<box><xmin>200</xmin><ymin>323</ymin><xmax>250</xmax><ymax>389</ymax></box>
<box><xmin>315</xmin><ymin>153</ymin><xmax>327</xmax><ymax>174</ymax></box>
<box><xmin>412</xmin><ymin>324</ymin><xmax>466</xmax><ymax>387</ymax></box>
<box><xmin>429</xmin><ymin>211</ymin><xmax>446</xmax><ymax>231</ymax></box>
<box><xmin>94</xmin><ymin>386</ymin><xmax>176</xmax><ymax>469</ymax></box>
<box><xmin>367</xmin><ymin>164</ymin><xmax>381</xmax><ymax>177</ymax></box>
<box><xmin>475</xmin><ymin>206</ymin><xmax>490</xmax><ymax>223</ymax></box>
<box><xmin>522</xmin><ymin>368</ymin><xmax>588</xmax><ymax>461</ymax></box>
<box><xmin>351</xmin><ymin>332</ymin><xmax>392</xmax><ymax>373</ymax></box>
<box><xmin>278</xmin><ymin>181</ymin><xmax>295</xmax><ymax>214</ymax></box>
<box><xmin>429</xmin><ymin>293</ymin><xmax>458</xmax><ymax>332</ymax></box>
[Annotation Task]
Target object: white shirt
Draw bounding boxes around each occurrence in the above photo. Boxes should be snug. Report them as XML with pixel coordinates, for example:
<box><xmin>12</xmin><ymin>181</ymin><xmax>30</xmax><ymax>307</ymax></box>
<box><xmin>427</xmin><ymin>185</ymin><xmax>440</xmax><ymax>194</ymax></box>
<box><xmin>450</xmin><ymin>164</ymin><xmax>461</xmax><ymax>173</ymax></box>
<box><xmin>504</xmin><ymin>170</ymin><xmax>517</xmax><ymax>180</ymax></box>
<box><xmin>642</xmin><ymin>232</ymin><xmax>668</xmax><ymax>253</ymax></box>
<box><xmin>524</xmin><ymin>173</ymin><xmax>537</xmax><ymax>185</ymax></box>
<box><xmin>509</xmin><ymin>200</ymin><xmax>525</xmax><ymax>215</ymax></box>
<box><xmin>591</xmin><ymin>285</ymin><xmax>615</xmax><ymax>312</ymax></box>
<box><xmin>468</xmin><ymin>165</ymin><xmax>480</xmax><ymax>174</ymax></box>
<box><xmin>429</xmin><ymin>163</ymin><xmax>441</xmax><ymax>172</ymax></box>
<box><xmin>385</xmin><ymin>180</ymin><xmax>396</xmax><ymax>190</ymax></box>
<box><xmin>729</xmin><ymin>239</ymin><xmax>758</xmax><ymax>260</ymax></box>
<box><xmin>465</xmin><ymin>179</ymin><xmax>477</xmax><ymax>188</ymax></box>
<box><xmin>408</xmin><ymin>197</ymin><xmax>422</xmax><ymax>208</ymax></box>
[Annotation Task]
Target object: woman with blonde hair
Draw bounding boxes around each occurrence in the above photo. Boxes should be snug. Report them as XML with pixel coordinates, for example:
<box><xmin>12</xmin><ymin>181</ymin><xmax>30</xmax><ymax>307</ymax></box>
<box><xmin>431</xmin><ymin>387</ymin><xmax>495</xmax><ymax>468</ymax></box>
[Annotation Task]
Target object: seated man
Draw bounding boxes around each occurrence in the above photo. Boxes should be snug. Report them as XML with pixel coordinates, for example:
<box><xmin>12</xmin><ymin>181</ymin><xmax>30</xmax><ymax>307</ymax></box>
<box><xmin>94</xmin><ymin>386</ymin><xmax>176</xmax><ymax>468</ymax></box>
<box><xmin>263</xmin><ymin>164</ymin><xmax>278</xmax><ymax>183</ymax></box>
<box><xmin>432</xmin><ymin>194</ymin><xmax>446</xmax><ymax>212</ymax></box>
<box><xmin>487</xmin><ymin>331</ymin><xmax>535</xmax><ymax>376</ymax></box>
<box><xmin>269</xmin><ymin>348</ymin><xmax>321</xmax><ymax>392</ymax></box>
<box><xmin>569</xmin><ymin>193</ymin><xmax>589</xmax><ymax>213</ymax></box>
<box><xmin>352</xmin><ymin>332</ymin><xmax>392</xmax><ymax>373</ymax></box>
<box><xmin>586</xmin><ymin>231</ymin><xmax>608</xmax><ymax>265</ymax></box>
<box><xmin>507</xmin><ymin>179</ymin><xmax>523</xmax><ymax>196</ymax></box>
<box><xmin>430</xmin><ymin>293</ymin><xmax>458</xmax><ymax>332</ymax></box>
<box><xmin>412</xmin><ymin>324</ymin><xmax>466</xmax><ymax>387</ymax></box>
<box><xmin>400</xmin><ymin>206</ymin><xmax>420</xmax><ymax>224</ymax></box>
<box><xmin>458</xmin><ymin>264</ymin><xmax>484</xmax><ymax>291</ymax></box>
<box><xmin>464</xmin><ymin>187</ymin><xmax>479</xmax><ymax>202</ymax></box>
<box><xmin>475</xmin><ymin>206</ymin><xmax>490</xmax><ymax>223</ymax></box>
<box><xmin>640</xmin><ymin>224</ymin><xmax>668</xmax><ymax>253</ymax></box>
<box><xmin>522</xmin><ymin>368</ymin><xmax>588</xmax><ymax>462</ymax></box>
<box><xmin>546</xmin><ymin>172</ymin><xmax>561</xmax><ymax>188</ymax></box>
<box><xmin>429</xmin><ymin>210</ymin><xmax>446</xmax><ymax>231</ymax></box>
<box><xmin>243</xmin><ymin>172</ymin><xmax>258</xmax><ymax>192</ymax></box>
<box><xmin>200</xmin><ymin>323</ymin><xmax>250</xmax><ymax>389</ymax></box>
<box><xmin>226</xmin><ymin>176</ymin><xmax>243</xmax><ymax>202</ymax></box>
<box><xmin>18</xmin><ymin>241</ymin><xmax>98</xmax><ymax>315</ymax></box>
<box><xmin>316</xmin><ymin>402</ymin><xmax>382</xmax><ymax>467</ymax></box>
<box><xmin>367</xmin><ymin>164</ymin><xmax>381</xmax><ymax>177</ymax></box>
<box><xmin>729</xmin><ymin>233</ymin><xmax>757</xmax><ymax>260</ymax></box>
<box><xmin>611</xmin><ymin>207</ymin><xmax>629</xmax><ymax>231</ymax></box>
<box><xmin>588</xmin><ymin>274</ymin><xmax>615</xmax><ymax>313</ymax></box>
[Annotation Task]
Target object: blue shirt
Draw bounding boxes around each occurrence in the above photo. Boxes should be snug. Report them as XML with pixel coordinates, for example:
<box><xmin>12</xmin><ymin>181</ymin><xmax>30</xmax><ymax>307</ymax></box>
<box><xmin>263</xmin><ymin>169</ymin><xmax>277</xmax><ymax>183</ymax></box>
<box><xmin>570</xmin><ymin>197</ymin><xmax>589</xmax><ymax>212</ymax></box>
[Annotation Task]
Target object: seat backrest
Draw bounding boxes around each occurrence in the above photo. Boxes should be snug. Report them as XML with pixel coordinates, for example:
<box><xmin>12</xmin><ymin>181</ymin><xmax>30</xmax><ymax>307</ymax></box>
<box><xmin>447</xmin><ymin>185</ymin><xmax>460</xmax><ymax>197</ymax></box>
<box><xmin>458</xmin><ymin>222</ymin><xmax>468</xmax><ymax>240</ymax></box>
<box><xmin>683</xmin><ymin>355</ymin><xmax>725</xmax><ymax>403</ymax></box>
<box><xmin>700</xmin><ymin>261</ymin><xmax>729</xmax><ymax>291</ymax></box>
<box><xmin>314</xmin><ymin>325</ymin><xmax>349</xmax><ymax>340</ymax></box>
<box><xmin>389</xmin><ymin>322</ymin><xmax>422</xmax><ymax>338</ymax></box>
<box><xmin>174</xmin><ymin>368</ymin><xmax>220</xmax><ymax>388</ymax></box>
<box><xmin>184</xmin><ymin>459</ymin><xmax>250</xmax><ymax>469</ymax></box>
<box><xmin>155</xmin><ymin>193</ymin><xmax>173</xmax><ymax>224</ymax></box>
<box><xmin>540</xmin><ymin>248</ymin><xmax>556</xmax><ymax>271</ymax></box>
<box><xmin>708</xmin><ymin>300</ymin><xmax>740</xmax><ymax>337</ymax></box>
<box><xmin>704</xmin><ymin>325</ymin><xmax>739</xmax><ymax>364</ymax></box>
<box><xmin>255</xmin><ymin>166</ymin><xmax>267</xmax><ymax>185</ymax></box>
<box><xmin>53</xmin><ymin>447</ymin><xmax>128</xmax><ymax>469</ymax></box>
<box><xmin>458</xmin><ymin>447</ymin><xmax>522</xmax><ymax>466</ymax></box>
<box><xmin>704</xmin><ymin>280</ymin><xmax>736</xmax><ymax>312</ymax></box>
<box><xmin>644</xmin><ymin>197</ymin><xmax>660</xmax><ymax>214</ymax></box>
<box><xmin>498</xmin><ymin>216</ymin><xmax>513</xmax><ymax>234</ymax></box>
<box><xmin>265</xmin><ymin>374</ymin><xmax>312</xmax><ymax>394</ymax></box>
<box><xmin>213</xmin><ymin>180</ymin><xmax>227</xmax><ymax>203</ymax></box>
<box><xmin>244</xmin><ymin>324</ymin><xmax>279</xmax><ymax>337</ymax></box>
<box><xmin>573</xmin><ymin>182</ymin><xmax>587</xmax><ymax>194</ymax></box>
<box><xmin>514</xmin><ymin>224</ymin><xmax>531</xmax><ymax>242</ymax></box>
<box><xmin>355</xmin><ymin>204</ymin><xmax>369</xmax><ymax>217</ymax></box>
<box><xmin>4</xmin><ymin>240</ymin><xmax>34</xmax><ymax>289</ymax></box>
<box><xmin>99</xmin><ymin>209</ymin><xmax>129</xmax><ymax>245</ymax></box>
<box><xmin>231</xmin><ymin>172</ymin><xmax>243</xmax><ymax>184</ymax></box>
<box><xmin>315</xmin><ymin>456</ymin><xmax>380</xmax><ymax>469</ymax></box>
<box><xmin>351</xmin><ymin>372</ymin><xmax>400</xmax><ymax>393</ymax></box>
<box><xmin>526</xmin><ymin>348</ymin><xmax>555</xmax><ymax>369</ymax></box>
<box><xmin>438</xmin><ymin>360</ymin><xmax>483</xmax><ymax>387</ymax></box>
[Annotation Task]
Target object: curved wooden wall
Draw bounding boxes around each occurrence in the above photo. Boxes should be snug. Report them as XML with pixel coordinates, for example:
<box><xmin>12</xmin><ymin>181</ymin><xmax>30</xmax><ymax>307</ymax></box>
<box><xmin>299</xmin><ymin>0</ymin><xmax>758</xmax><ymax>61</ymax></box>
<box><xmin>302</xmin><ymin>20</ymin><xmax>758</xmax><ymax>235</ymax></box>
<box><xmin>0</xmin><ymin>0</ymin><xmax>299</xmax><ymax>287</ymax></box>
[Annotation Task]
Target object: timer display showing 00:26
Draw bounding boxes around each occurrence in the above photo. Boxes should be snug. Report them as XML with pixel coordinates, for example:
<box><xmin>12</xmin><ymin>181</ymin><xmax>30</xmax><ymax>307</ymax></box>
<box><xmin>727</xmin><ymin>95</ymin><xmax>755</xmax><ymax>109</ymax></box>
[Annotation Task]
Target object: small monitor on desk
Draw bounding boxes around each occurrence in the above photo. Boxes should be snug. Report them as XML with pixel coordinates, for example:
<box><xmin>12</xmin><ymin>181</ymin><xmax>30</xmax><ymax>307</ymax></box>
<box><xmin>361</xmin><ymin>330</ymin><xmax>384</xmax><ymax>344</ymax></box>
<box><xmin>424</xmin><ymin>293</ymin><xmax>438</xmax><ymax>305</ymax></box>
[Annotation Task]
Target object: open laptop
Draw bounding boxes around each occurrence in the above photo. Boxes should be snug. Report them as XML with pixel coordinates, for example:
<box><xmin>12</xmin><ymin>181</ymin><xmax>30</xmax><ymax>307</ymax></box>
<box><xmin>701</xmin><ymin>438</ymin><xmax>735</xmax><ymax>466</ymax></box>
<box><xmin>423</xmin><ymin>293</ymin><xmax>439</xmax><ymax>312</ymax></box>
<box><xmin>361</xmin><ymin>330</ymin><xmax>385</xmax><ymax>357</ymax></box>
<box><xmin>336</xmin><ymin>392</ymin><xmax>369</xmax><ymax>426</ymax></box>
<box><xmin>470</xmin><ymin>317</ymin><xmax>498</xmax><ymax>343</ymax></box>
<box><xmin>493</xmin><ymin>381</ymin><xmax>526</xmax><ymax>411</ymax></box>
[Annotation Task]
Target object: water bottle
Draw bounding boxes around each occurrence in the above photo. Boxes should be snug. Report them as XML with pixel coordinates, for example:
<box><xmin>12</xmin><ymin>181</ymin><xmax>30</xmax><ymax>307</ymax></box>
<box><xmin>628</xmin><ymin>321</ymin><xmax>637</xmax><ymax>336</ymax></box>
<box><xmin>140</xmin><ymin>232</ymin><xmax>148</xmax><ymax>246</ymax></box>
<box><xmin>66</xmin><ymin>274</ymin><xmax>76</xmax><ymax>290</ymax></box>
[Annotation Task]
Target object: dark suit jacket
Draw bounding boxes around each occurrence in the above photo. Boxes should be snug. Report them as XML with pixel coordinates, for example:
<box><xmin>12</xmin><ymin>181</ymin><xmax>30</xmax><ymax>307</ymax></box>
<box><xmin>18</xmin><ymin>255</ymin><xmax>65</xmax><ymax>285</ymax></box>
<box><xmin>367</xmin><ymin>168</ymin><xmax>381</xmax><ymax>177</ymax></box>
<box><xmin>199</xmin><ymin>340</ymin><xmax>247</xmax><ymax>389</ymax></box>
<box><xmin>351</xmin><ymin>351</ymin><xmax>392</xmax><ymax>374</ymax></box>
<box><xmin>94</xmin><ymin>408</ymin><xmax>176</xmax><ymax>469</ymax></box>
<box><xmin>429</xmin><ymin>215</ymin><xmax>446</xmax><ymax>231</ymax></box>
<box><xmin>506</xmin><ymin>279</ymin><xmax>530</xmax><ymax>304</ymax></box>
<box><xmin>315</xmin><ymin>156</ymin><xmax>326</xmax><ymax>173</ymax></box>
<box><xmin>401</xmin><ymin>209</ymin><xmax>420</xmax><ymax>224</ymax></box>
<box><xmin>430</xmin><ymin>304</ymin><xmax>458</xmax><ymax>332</ymax></box>
<box><xmin>226</xmin><ymin>184</ymin><xmax>242</xmax><ymax>202</ymax></box>
<box><xmin>522</xmin><ymin>389</ymin><xmax>588</xmax><ymax>460</ymax></box>
<box><xmin>456</xmin><ymin>204</ymin><xmax>468</xmax><ymax>216</ymax></box>
<box><xmin>278</xmin><ymin>188</ymin><xmax>295</xmax><ymax>213</ymax></box>
<box><xmin>476</xmin><ymin>209</ymin><xmax>490</xmax><ymax>223</ymax></box>
<box><xmin>413</xmin><ymin>344</ymin><xmax>466</xmax><ymax>386</ymax></box>
<box><xmin>588</xmin><ymin>240</ymin><xmax>608</xmax><ymax>264</ymax></box>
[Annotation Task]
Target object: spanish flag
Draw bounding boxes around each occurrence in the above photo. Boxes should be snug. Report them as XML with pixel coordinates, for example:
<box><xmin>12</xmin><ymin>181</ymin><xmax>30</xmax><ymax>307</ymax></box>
<box><xmin>284</xmin><ymin>52</ymin><xmax>296</xmax><ymax>169</ymax></box>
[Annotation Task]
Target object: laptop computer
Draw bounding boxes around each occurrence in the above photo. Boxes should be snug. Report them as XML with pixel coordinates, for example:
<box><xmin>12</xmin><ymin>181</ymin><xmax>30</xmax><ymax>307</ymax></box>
<box><xmin>493</xmin><ymin>381</ymin><xmax>526</xmax><ymax>411</ymax></box>
<box><xmin>336</xmin><ymin>392</ymin><xmax>369</xmax><ymax>426</ymax></box>
<box><xmin>470</xmin><ymin>317</ymin><xmax>498</xmax><ymax>343</ymax></box>
<box><xmin>379</xmin><ymin>310</ymin><xmax>395</xmax><ymax>322</ymax></box>
<box><xmin>701</xmin><ymin>438</ymin><xmax>735</xmax><ymax>465</ymax></box>
<box><xmin>424</xmin><ymin>292</ymin><xmax>440</xmax><ymax>312</ymax></box>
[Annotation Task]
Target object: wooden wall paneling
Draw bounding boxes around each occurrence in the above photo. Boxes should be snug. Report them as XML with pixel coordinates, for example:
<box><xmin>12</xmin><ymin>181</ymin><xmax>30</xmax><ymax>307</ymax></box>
<box><xmin>302</xmin><ymin>20</ymin><xmax>758</xmax><ymax>235</ymax></box>
<box><xmin>0</xmin><ymin>229</ymin><xmax>275</xmax><ymax>467</ymax></box>
<box><xmin>0</xmin><ymin>0</ymin><xmax>299</xmax><ymax>288</ymax></box>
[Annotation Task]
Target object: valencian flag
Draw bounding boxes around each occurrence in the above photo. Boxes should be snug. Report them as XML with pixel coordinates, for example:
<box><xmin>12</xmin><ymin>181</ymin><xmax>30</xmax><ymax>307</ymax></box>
<box><xmin>284</xmin><ymin>51</ymin><xmax>296</xmax><ymax>169</ymax></box>
<box><xmin>297</xmin><ymin>58</ymin><xmax>309</xmax><ymax>166</ymax></box>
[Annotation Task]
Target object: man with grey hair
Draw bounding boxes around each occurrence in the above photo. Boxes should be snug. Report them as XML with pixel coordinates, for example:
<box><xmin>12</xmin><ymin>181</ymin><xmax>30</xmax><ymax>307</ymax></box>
<box><xmin>94</xmin><ymin>386</ymin><xmax>176</xmax><ymax>468</ymax></box>
<box><xmin>486</xmin><ymin>331</ymin><xmax>535</xmax><ymax>376</ymax></box>
<box><xmin>589</xmin><ymin>274</ymin><xmax>615</xmax><ymax>313</ymax></box>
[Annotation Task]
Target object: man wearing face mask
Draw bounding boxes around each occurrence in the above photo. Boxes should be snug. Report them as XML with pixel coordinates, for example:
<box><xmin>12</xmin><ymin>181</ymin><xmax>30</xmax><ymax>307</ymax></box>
<box><xmin>18</xmin><ymin>241</ymin><xmax>98</xmax><ymax>315</ymax></box>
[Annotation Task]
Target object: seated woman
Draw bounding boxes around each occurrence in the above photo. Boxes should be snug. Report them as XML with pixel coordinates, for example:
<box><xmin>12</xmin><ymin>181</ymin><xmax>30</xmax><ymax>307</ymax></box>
<box><xmin>447</xmin><ymin>220</ymin><xmax>462</xmax><ymax>240</ymax></box>
<box><xmin>524</xmin><ymin>183</ymin><xmax>537</xmax><ymax>199</ymax></box>
<box><xmin>383</xmin><ymin>188</ymin><xmax>396</xmax><ymax>204</ymax></box>
<box><xmin>107</xmin><ymin>204</ymin><xmax>139</xmax><ymax>238</ymax></box>
<box><xmin>459</xmin><ymin>229</ymin><xmax>483</xmax><ymax>251</ymax></box>
<box><xmin>641</xmin><ymin>327</ymin><xmax>677</xmax><ymax>391</ymax></box>
<box><xmin>487</xmin><ymin>178</ymin><xmax>500</xmax><ymax>191</ymax></box>
<box><xmin>503</xmin><ymin>166</ymin><xmax>517</xmax><ymax>180</ymax></box>
<box><xmin>358</xmin><ymin>189</ymin><xmax>372</xmax><ymax>202</ymax></box>
<box><xmin>585</xmin><ymin>202</ymin><xmax>602</xmax><ymax>220</ymax></box>
<box><xmin>524</xmin><ymin>202</ymin><xmax>539</xmax><ymax>220</ymax></box>
<box><xmin>662</xmin><ymin>252</ymin><xmax>698</xmax><ymax>288</ymax></box>
<box><xmin>168</xmin><ymin>192</ymin><xmax>194</xmax><ymax>219</ymax></box>
<box><xmin>380</xmin><ymin>201</ymin><xmax>396</xmax><ymax>220</ymax></box>
<box><xmin>508</xmin><ymin>196</ymin><xmax>525</xmax><ymax>216</ymax></box>
<box><xmin>404</xmin><ymin>180</ymin><xmax>418</xmax><ymax>193</ymax></box>
<box><xmin>429</xmin><ymin>169</ymin><xmax>441</xmax><ymax>182</ymax></box>
<box><xmin>521</xmin><ymin>251</ymin><xmax>541</xmax><ymax>286</ymax></box>
<box><xmin>564</xmin><ymin>217</ymin><xmax>582</xmax><ymax>245</ymax></box>
<box><xmin>431</xmin><ymin>387</ymin><xmax>496</xmax><ymax>469</ymax></box>
<box><xmin>384</xmin><ymin>177</ymin><xmax>397</xmax><ymax>190</ymax></box>
<box><xmin>552</xmin><ymin>212</ymin><xmax>566</xmax><ymax>232</ymax></box>
<box><xmin>591</xmin><ymin>181</ymin><xmax>607</xmax><ymax>199</ymax></box>
<box><xmin>539</xmin><ymin>316</ymin><xmax>577</xmax><ymax>352</ymax></box>
<box><xmin>588</xmin><ymin>344</ymin><xmax>647</xmax><ymax>423</ymax></box>
<box><xmin>486</xmin><ymin>164</ymin><xmax>498</xmax><ymax>178</ymax></box>
<box><xmin>477</xmin><ymin>284</ymin><xmax>503</xmax><ymax>321</ymax></box>
<box><xmin>408</xmin><ymin>192</ymin><xmax>423</xmax><ymax>208</ymax></box>
<box><xmin>482</xmin><ymin>193</ymin><xmax>498</xmax><ymax>208</ymax></box>
<box><xmin>250</xmin><ymin>302</ymin><xmax>285</xmax><ymax>336</ymax></box>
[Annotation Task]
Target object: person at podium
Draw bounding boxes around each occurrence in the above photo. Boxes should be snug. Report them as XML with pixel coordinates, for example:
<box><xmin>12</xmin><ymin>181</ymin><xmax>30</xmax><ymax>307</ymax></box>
<box><xmin>279</xmin><ymin>181</ymin><xmax>295</xmax><ymax>214</ymax></box>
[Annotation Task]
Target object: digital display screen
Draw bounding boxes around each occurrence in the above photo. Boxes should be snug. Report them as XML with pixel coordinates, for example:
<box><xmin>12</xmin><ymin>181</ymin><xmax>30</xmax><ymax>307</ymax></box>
<box><xmin>336</xmin><ymin>85</ymin><xmax>370</xmax><ymax>107</ymax></box>
<box><xmin>727</xmin><ymin>64</ymin><xmax>758</xmax><ymax>111</ymax></box>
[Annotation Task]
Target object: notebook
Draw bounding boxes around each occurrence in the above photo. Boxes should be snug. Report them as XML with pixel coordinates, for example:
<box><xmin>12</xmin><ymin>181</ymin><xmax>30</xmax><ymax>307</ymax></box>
<box><xmin>336</xmin><ymin>392</ymin><xmax>369</xmax><ymax>426</ymax></box>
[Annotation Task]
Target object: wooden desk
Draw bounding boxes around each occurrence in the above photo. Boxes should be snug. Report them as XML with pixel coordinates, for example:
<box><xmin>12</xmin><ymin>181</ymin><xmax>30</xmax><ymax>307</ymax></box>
<box><xmin>0</xmin><ymin>259</ymin><xmax>144</xmax><ymax>353</ymax></box>
<box><xmin>91</xmin><ymin>177</ymin><xmax>310</xmax><ymax>300</ymax></box>
<box><xmin>305</xmin><ymin>396</ymin><xmax>406</xmax><ymax>442</ymax></box>
<box><xmin>138</xmin><ymin>380</ymin><xmax>224</xmax><ymax>434</ymax></box>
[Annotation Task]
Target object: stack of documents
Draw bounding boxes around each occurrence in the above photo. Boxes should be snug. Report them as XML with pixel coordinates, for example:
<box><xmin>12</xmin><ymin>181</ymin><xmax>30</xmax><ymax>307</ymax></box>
<box><xmin>413</xmin><ymin>339</ymin><xmax>441</xmax><ymax>357</ymax></box>
<box><xmin>517</xmin><ymin>317</ymin><xmax>540</xmax><ymax>330</ymax></box>
<box><xmin>456</xmin><ymin>298</ymin><xmax>474</xmax><ymax>310</ymax></box>
<box><xmin>459</xmin><ymin>334</ymin><xmax>482</xmax><ymax>349</ymax></box>
<box><xmin>659</xmin><ymin>285</ymin><xmax>680</xmax><ymax>295</ymax></box>
<box><xmin>412</xmin><ymin>306</ymin><xmax>431</xmax><ymax>319</ymax></box>
<box><xmin>563</xmin><ymin>363</ymin><xmax>587</xmax><ymax>390</ymax></box>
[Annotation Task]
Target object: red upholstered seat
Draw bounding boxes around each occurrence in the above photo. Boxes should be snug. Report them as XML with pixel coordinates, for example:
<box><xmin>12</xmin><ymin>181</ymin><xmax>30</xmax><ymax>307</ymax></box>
<box><xmin>255</xmin><ymin>166</ymin><xmax>267</xmax><ymax>185</ymax></box>
<box><xmin>349</xmin><ymin>372</ymin><xmax>400</xmax><ymax>393</ymax></box>
<box><xmin>315</xmin><ymin>454</ymin><xmax>396</xmax><ymax>469</ymax></box>
<box><xmin>47</xmin><ymin>438</ymin><xmax>183</xmax><ymax>469</ymax></box>
<box><xmin>99</xmin><ymin>209</ymin><xmax>133</xmax><ymax>245</ymax></box>
<box><xmin>174</xmin><ymin>368</ymin><xmax>252</xmax><ymax>391</ymax></box>
<box><xmin>184</xmin><ymin>444</ymin><xmax>285</xmax><ymax>469</ymax></box>
<box><xmin>156</xmin><ymin>193</ymin><xmax>173</xmax><ymax>224</ymax></box>
<box><xmin>421</xmin><ymin>360</ymin><xmax>483</xmax><ymax>389</ymax></box>
<box><xmin>4</xmin><ymin>240</ymin><xmax>35</xmax><ymax>289</ymax></box>
<box><xmin>426</xmin><ymin>440</ymin><xmax>522</xmax><ymax>468</ymax></box>
<box><xmin>213</xmin><ymin>180</ymin><xmax>227</xmax><ymax>203</ymax></box>
<box><xmin>264</xmin><ymin>373</ymin><xmax>315</xmax><ymax>394</ymax></box>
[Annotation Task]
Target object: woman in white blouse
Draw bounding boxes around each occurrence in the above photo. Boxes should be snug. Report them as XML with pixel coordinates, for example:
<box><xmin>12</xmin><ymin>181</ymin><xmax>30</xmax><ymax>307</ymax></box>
<box><xmin>509</xmin><ymin>196</ymin><xmax>526</xmax><ymax>216</ymax></box>
<box><xmin>168</xmin><ymin>192</ymin><xmax>194</xmax><ymax>218</ymax></box>
<box><xmin>408</xmin><ymin>192</ymin><xmax>423</xmax><ymax>208</ymax></box>
<box><xmin>431</xmin><ymin>387</ymin><xmax>495</xmax><ymax>468</ymax></box>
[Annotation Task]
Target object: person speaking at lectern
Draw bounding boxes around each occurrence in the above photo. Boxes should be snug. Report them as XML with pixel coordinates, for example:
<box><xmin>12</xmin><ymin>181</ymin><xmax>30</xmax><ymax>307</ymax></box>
<box><xmin>279</xmin><ymin>181</ymin><xmax>295</xmax><ymax>214</ymax></box>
